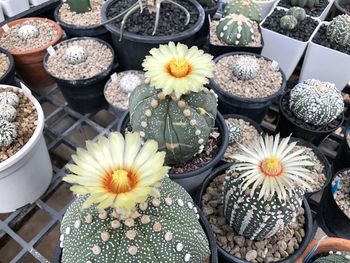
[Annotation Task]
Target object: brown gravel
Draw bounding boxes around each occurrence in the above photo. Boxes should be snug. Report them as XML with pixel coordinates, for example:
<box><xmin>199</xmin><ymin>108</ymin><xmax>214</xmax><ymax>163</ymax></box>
<box><xmin>202</xmin><ymin>173</ymin><xmax>307</xmax><ymax>262</ymax></box>
<box><xmin>213</xmin><ymin>55</ymin><xmax>282</xmax><ymax>99</ymax></box>
<box><xmin>223</xmin><ymin>118</ymin><xmax>261</xmax><ymax>162</ymax></box>
<box><xmin>46</xmin><ymin>39</ymin><xmax>113</xmax><ymax>80</ymax></box>
<box><xmin>0</xmin><ymin>86</ymin><xmax>38</xmax><ymax>163</ymax></box>
<box><xmin>210</xmin><ymin>20</ymin><xmax>262</xmax><ymax>47</ymax></box>
<box><xmin>58</xmin><ymin>0</ymin><xmax>103</xmax><ymax>26</ymax></box>
<box><xmin>0</xmin><ymin>20</ymin><xmax>57</xmax><ymax>52</ymax></box>
<box><xmin>333</xmin><ymin>169</ymin><xmax>350</xmax><ymax>219</ymax></box>
<box><xmin>0</xmin><ymin>53</ymin><xmax>9</xmax><ymax>78</ymax></box>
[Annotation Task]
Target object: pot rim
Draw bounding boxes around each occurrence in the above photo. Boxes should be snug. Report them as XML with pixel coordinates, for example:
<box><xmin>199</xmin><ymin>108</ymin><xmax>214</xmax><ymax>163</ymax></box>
<box><xmin>222</xmin><ymin>113</ymin><xmax>264</xmax><ymax>135</ymax></box>
<box><xmin>0</xmin><ymin>47</ymin><xmax>15</xmax><ymax>83</ymax></box>
<box><xmin>334</xmin><ymin>0</ymin><xmax>350</xmax><ymax>14</ymax></box>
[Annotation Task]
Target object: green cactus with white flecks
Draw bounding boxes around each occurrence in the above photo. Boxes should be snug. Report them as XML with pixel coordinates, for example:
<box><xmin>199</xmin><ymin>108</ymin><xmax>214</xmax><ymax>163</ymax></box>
<box><xmin>286</xmin><ymin>7</ymin><xmax>306</xmax><ymax>21</ymax></box>
<box><xmin>216</xmin><ymin>14</ymin><xmax>255</xmax><ymax>46</ymax></box>
<box><xmin>129</xmin><ymin>84</ymin><xmax>217</xmax><ymax>164</ymax></box>
<box><xmin>280</xmin><ymin>15</ymin><xmax>298</xmax><ymax>30</ymax></box>
<box><xmin>61</xmin><ymin>178</ymin><xmax>210</xmax><ymax>263</ymax></box>
<box><xmin>327</xmin><ymin>14</ymin><xmax>350</xmax><ymax>47</ymax></box>
<box><xmin>289</xmin><ymin>79</ymin><xmax>344</xmax><ymax>126</ymax></box>
<box><xmin>314</xmin><ymin>252</ymin><xmax>350</xmax><ymax>263</ymax></box>
<box><xmin>224</xmin><ymin>0</ymin><xmax>262</xmax><ymax>22</ymax></box>
<box><xmin>232</xmin><ymin>55</ymin><xmax>260</xmax><ymax>80</ymax></box>
<box><xmin>290</xmin><ymin>0</ymin><xmax>319</xmax><ymax>8</ymax></box>
<box><xmin>66</xmin><ymin>0</ymin><xmax>91</xmax><ymax>13</ymax></box>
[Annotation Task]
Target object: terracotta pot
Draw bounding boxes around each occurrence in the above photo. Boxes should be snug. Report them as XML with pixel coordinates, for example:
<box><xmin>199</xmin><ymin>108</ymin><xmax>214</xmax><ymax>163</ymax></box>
<box><xmin>0</xmin><ymin>17</ymin><xmax>63</xmax><ymax>87</ymax></box>
<box><xmin>295</xmin><ymin>237</ymin><xmax>350</xmax><ymax>263</ymax></box>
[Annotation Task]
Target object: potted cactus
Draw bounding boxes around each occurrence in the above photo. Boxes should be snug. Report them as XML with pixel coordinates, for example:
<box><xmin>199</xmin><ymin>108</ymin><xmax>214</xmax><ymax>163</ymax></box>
<box><xmin>0</xmin><ymin>47</ymin><xmax>15</xmax><ymax>85</ymax></box>
<box><xmin>278</xmin><ymin>79</ymin><xmax>344</xmax><ymax>146</ymax></box>
<box><xmin>196</xmin><ymin>134</ymin><xmax>315</xmax><ymax>262</ymax></box>
<box><xmin>59</xmin><ymin>132</ymin><xmax>213</xmax><ymax>262</ymax></box>
<box><xmin>299</xmin><ymin>14</ymin><xmax>350</xmax><ymax>90</ymax></box>
<box><xmin>116</xmin><ymin>42</ymin><xmax>229</xmax><ymax>193</ymax></box>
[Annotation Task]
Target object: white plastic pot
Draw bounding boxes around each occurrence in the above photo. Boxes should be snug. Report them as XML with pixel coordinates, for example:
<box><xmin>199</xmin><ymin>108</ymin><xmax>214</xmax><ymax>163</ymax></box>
<box><xmin>0</xmin><ymin>85</ymin><xmax>52</xmax><ymax>213</ymax></box>
<box><xmin>29</xmin><ymin>0</ymin><xmax>51</xmax><ymax>6</ymax></box>
<box><xmin>0</xmin><ymin>4</ymin><xmax>4</xmax><ymax>23</ymax></box>
<box><xmin>253</xmin><ymin>0</ymin><xmax>278</xmax><ymax>19</ymax></box>
<box><xmin>299</xmin><ymin>22</ymin><xmax>350</xmax><ymax>91</ymax></box>
<box><xmin>0</xmin><ymin>0</ymin><xmax>30</xmax><ymax>17</ymax></box>
<box><xmin>314</xmin><ymin>0</ymin><xmax>335</xmax><ymax>21</ymax></box>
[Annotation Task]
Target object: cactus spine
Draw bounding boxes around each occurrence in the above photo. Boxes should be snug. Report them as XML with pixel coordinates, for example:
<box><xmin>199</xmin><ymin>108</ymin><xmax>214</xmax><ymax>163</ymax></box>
<box><xmin>290</xmin><ymin>0</ymin><xmax>319</xmax><ymax>8</ymax></box>
<box><xmin>327</xmin><ymin>14</ymin><xmax>350</xmax><ymax>47</ymax></box>
<box><xmin>224</xmin><ymin>0</ymin><xmax>262</xmax><ymax>22</ymax></box>
<box><xmin>280</xmin><ymin>15</ymin><xmax>298</xmax><ymax>30</ymax></box>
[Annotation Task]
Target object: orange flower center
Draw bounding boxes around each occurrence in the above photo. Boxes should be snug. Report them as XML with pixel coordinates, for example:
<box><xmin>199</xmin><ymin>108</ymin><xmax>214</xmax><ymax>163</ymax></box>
<box><xmin>103</xmin><ymin>169</ymin><xmax>138</xmax><ymax>194</ymax></box>
<box><xmin>167</xmin><ymin>59</ymin><xmax>192</xmax><ymax>78</ymax></box>
<box><xmin>260</xmin><ymin>157</ymin><xmax>283</xmax><ymax>177</ymax></box>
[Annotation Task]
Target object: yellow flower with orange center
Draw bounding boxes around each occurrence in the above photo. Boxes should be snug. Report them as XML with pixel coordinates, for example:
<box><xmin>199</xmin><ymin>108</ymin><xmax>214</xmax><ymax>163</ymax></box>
<box><xmin>142</xmin><ymin>42</ymin><xmax>215</xmax><ymax>98</ymax></box>
<box><xmin>64</xmin><ymin>132</ymin><xmax>168</xmax><ymax>213</ymax></box>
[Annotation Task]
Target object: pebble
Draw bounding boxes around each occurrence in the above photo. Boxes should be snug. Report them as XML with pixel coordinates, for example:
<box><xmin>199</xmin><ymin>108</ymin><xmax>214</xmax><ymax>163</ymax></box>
<box><xmin>0</xmin><ymin>53</ymin><xmax>9</xmax><ymax>78</ymax></box>
<box><xmin>333</xmin><ymin>169</ymin><xmax>350</xmax><ymax>219</ymax></box>
<box><xmin>246</xmin><ymin>250</ymin><xmax>258</xmax><ymax>261</ymax></box>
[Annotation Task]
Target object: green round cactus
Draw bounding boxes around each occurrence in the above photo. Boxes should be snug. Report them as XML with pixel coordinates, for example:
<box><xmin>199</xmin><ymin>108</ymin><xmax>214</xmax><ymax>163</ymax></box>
<box><xmin>232</xmin><ymin>55</ymin><xmax>260</xmax><ymax>80</ymax></box>
<box><xmin>216</xmin><ymin>14</ymin><xmax>255</xmax><ymax>46</ymax></box>
<box><xmin>290</xmin><ymin>0</ymin><xmax>319</xmax><ymax>8</ymax></box>
<box><xmin>314</xmin><ymin>252</ymin><xmax>350</xmax><ymax>263</ymax></box>
<box><xmin>224</xmin><ymin>0</ymin><xmax>262</xmax><ymax>22</ymax></box>
<box><xmin>129</xmin><ymin>84</ymin><xmax>217</xmax><ymax>164</ymax></box>
<box><xmin>61</xmin><ymin>177</ymin><xmax>210</xmax><ymax>263</ymax></box>
<box><xmin>280</xmin><ymin>15</ymin><xmax>298</xmax><ymax>30</ymax></box>
<box><xmin>327</xmin><ymin>14</ymin><xmax>350</xmax><ymax>47</ymax></box>
<box><xmin>286</xmin><ymin>7</ymin><xmax>306</xmax><ymax>21</ymax></box>
<box><xmin>289</xmin><ymin>79</ymin><xmax>344</xmax><ymax>126</ymax></box>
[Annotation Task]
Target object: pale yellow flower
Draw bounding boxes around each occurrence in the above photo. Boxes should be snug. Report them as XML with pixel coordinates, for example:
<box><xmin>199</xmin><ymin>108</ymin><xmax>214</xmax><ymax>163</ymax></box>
<box><xmin>142</xmin><ymin>42</ymin><xmax>215</xmax><ymax>98</ymax></box>
<box><xmin>64</xmin><ymin>132</ymin><xmax>168</xmax><ymax>214</ymax></box>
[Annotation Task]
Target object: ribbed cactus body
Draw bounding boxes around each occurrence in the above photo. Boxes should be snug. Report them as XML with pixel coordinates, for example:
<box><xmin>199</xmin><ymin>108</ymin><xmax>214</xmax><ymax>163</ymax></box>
<box><xmin>224</xmin><ymin>0</ymin><xmax>261</xmax><ymax>22</ymax></box>
<box><xmin>327</xmin><ymin>14</ymin><xmax>350</xmax><ymax>47</ymax></box>
<box><xmin>129</xmin><ymin>84</ymin><xmax>217</xmax><ymax>164</ymax></box>
<box><xmin>61</xmin><ymin>178</ymin><xmax>210</xmax><ymax>263</ymax></box>
<box><xmin>232</xmin><ymin>55</ymin><xmax>260</xmax><ymax>80</ymax></box>
<box><xmin>314</xmin><ymin>253</ymin><xmax>350</xmax><ymax>263</ymax></box>
<box><xmin>290</xmin><ymin>0</ymin><xmax>319</xmax><ymax>8</ymax></box>
<box><xmin>66</xmin><ymin>0</ymin><xmax>91</xmax><ymax>13</ymax></box>
<box><xmin>280</xmin><ymin>15</ymin><xmax>298</xmax><ymax>30</ymax></box>
<box><xmin>289</xmin><ymin>79</ymin><xmax>344</xmax><ymax>126</ymax></box>
<box><xmin>216</xmin><ymin>14</ymin><xmax>254</xmax><ymax>46</ymax></box>
<box><xmin>223</xmin><ymin>166</ymin><xmax>304</xmax><ymax>240</ymax></box>
<box><xmin>286</xmin><ymin>7</ymin><xmax>306</xmax><ymax>21</ymax></box>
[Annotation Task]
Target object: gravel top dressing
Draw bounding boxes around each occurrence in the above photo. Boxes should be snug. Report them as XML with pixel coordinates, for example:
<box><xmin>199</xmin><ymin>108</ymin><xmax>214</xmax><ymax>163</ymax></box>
<box><xmin>278</xmin><ymin>0</ymin><xmax>329</xmax><ymax>17</ymax></box>
<box><xmin>106</xmin><ymin>0</ymin><xmax>199</xmax><ymax>36</ymax></box>
<box><xmin>202</xmin><ymin>173</ymin><xmax>307</xmax><ymax>262</ymax></box>
<box><xmin>210</xmin><ymin>20</ymin><xmax>262</xmax><ymax>47</ymax></box>
<box><xmin>0</xmin><ymin>20</ymin><xmax>57</xmax><ymax>52</ymax></box>
<box><xmin>313</xmin><ymin>24</ymin><xmax>350</xmax><ymax>56</ymax></box>
<box><xmin>213</xmin><ymin>55</ymin><xmax>282</xmax><ymax>99</ymax></box>
<box><xmin>0</xmin><ymin>87</ymin><xmax>38</xmax><ymax>163</ymax></box>
<box><xmin>0</xmin><ymin>53</ymin><xmax>9</xmax><ymax>78</ymax></box>
<box><xmin>333</xmin><ymin>169</ymin><xmax>350</xmax><ymax>219</ymax></box>
<box><xmin>58</xmin><ymin>0</ymin><xmax>103</xmax><ymax>26</ymax></box>
<box><xmin>262</xmin><ymin>9</ymin><xmax>319</xmax><ymax>42</ymax></box>
<box><xmin>46</xmin><ymin>39</ymin><xmax>113</xmax><ymax>80</ymax></box>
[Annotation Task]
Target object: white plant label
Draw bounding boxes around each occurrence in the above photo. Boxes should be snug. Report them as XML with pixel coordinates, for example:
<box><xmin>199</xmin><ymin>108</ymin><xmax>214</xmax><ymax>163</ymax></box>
<box><xmin>47</xmin><ymin>45</ymin><xmax>56</xmax><ymax>56</ymax></box>
<box><xmin>20</xmin><ymin>82</ymin><xmax>33</xmax><ymax>98</ymax></box>
<box><xmin>111</xmin><ymin>73</ymin><xmax>118</xmax><ymax>82</ymax></box>
<box><xmin>2</xmin><ymin>24</ymin><xmax>9</xmax><ymax>33</ymax></box>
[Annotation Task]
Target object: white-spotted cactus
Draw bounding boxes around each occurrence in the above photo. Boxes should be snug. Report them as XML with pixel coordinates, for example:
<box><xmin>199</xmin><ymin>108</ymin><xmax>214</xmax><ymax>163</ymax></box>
<box><xmin>224</xmin><ymin>134</ymin><xmax>313</xmax><ymax>240</ymax></box>
<box><xmin>0</xmin><ymin>120</ymin><xmax>17</xmax><ymax>147</ymax></box>
<box><xmin>216</xmin><ymin>14</ymin><xmax>255</xmax><ymax>46</ymax></box>
<box><xmin>289</xmin><ymin>79</ymin><xmax>344</xmax><ymax>126</ymax></box>
<box><xmin>18</xmin><ymin>25</ymin><xmax>39</xmax><ymax>40</ymax></box>
<box><xmin>232</xmin><ymin>55</ymin><xmax>260</xmax><ymax>80</ymax></box>
<box><xmin>0</xmin><ymin>104</ymin><xmax>17</xmax><ymax>122</ymax></box>
<box><xmin>280</xmin><ymin>15</ymin><xmax>298</xmax><ymax>30</ymax></box>
<box><xmin>227</xmin><ymin>123</ymin><xmax>242</xmax><ymax>143</ymax></box>
<box><xmin>224</xmin><ymin>0</ymin><xmax>262</xmax><ymax>22</ymax></box>
<box><xmin>326</xmin><ymin>14</ymin><xmax>350</xmax><ymax>47</ymax></box>
<box><xmin>119</xmin><ymin>72</ymin><xmax>143</xmax><ymax>94</ymax></box>
<box><xmin>286</xmin><ymin>7</ymin><xmax>307</xmax><ymax>21</ymax></box>
<box><xmin>64</xmin><ymin>45</ymin><xmax>88</xmax><ymax>65</ymax></box>
<box><xmin>0</xmin><ymin>92</ymin><xmax>19</xmax><ymax>108</ymax></box>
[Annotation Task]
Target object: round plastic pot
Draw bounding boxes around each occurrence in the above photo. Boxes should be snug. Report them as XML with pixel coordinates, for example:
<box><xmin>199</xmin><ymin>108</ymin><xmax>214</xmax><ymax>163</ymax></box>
<box><xmin>209</xmin><ymin>52</ymin><xmax>286</xmax><ymax>124</ymax></box>
<box><xmin>333</xmin><ymin>125</ymin><xmax>350</xmax><ymax>173</ymax></box>
<box><xmin>0</xmin><ymin>17</ymin><xmax>63</xmax><ymax>87</ymax></box>
<box><xmin>100</xmin><ymin>0</ymin><xmax>205</xmax><ymax>70</ymax></box>
<box><xmin>116</xmin><ymin>111</ymin><xmax>229</xmax><ymax>194</ymax></box>
<box><xmin>0</xmin><ymin>47</ymin><xmax>15</xmax><ymax>85</ymax></box>
<box><xmin>319</xmin><ymin>168</ymin><xmax>350</xmax><ymax>239</ymax></box>
<box><xmin>195</xmin><ymin>163</ymin><xmax>315</xmax><ymax>263</ymax></box>
<box><xmin>334</xmin><ymin>0</ymin><xmax>350</xmax><ymax>15</ymax></box>
<box><xmin>54</xmin><ymin>3</ymin><xmax>111</xmax><ymax>42</ymax></box>
<box><xmin>0</xmin><ymin>84</ymin><xmax>52</xmax><ymax>213</ymax></box>
<box><xmin>277</xmin><ymin>91</ymin><xmax>344</xmax><ymax>146</ymax></box>
<box><xmin>43</xmin><ymin>37</ymin><xmax>115</xmax><ymax>114</ymax></box>
<box><xmin>103</xmin><ymin>78</ymin><xmax>127</xmax><ymax>119</ymax></box>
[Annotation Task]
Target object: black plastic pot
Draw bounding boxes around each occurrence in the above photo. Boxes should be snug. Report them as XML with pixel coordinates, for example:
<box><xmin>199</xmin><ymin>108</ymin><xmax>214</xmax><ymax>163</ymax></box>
<box><xmin>277</xmin><ymin>91</ymin><xmax>344</xmax><ymax>146</ymax></box>
<box><xmin>333</xmin><ymin>124</ymin><xmax>350</xmax><ymax>173</ymax></box>
<box><xmin>195</xmin><ymin>163</ymin><xmax>315</xmax><ymax>263</ymax></box>
<box><xmin>209</xmin><ymin>52</ymin><xmax>286</xmax><ymax>124</ymax></box>
<box><xmin>43</xmin><ymin>37</ymin><xmax>115</xmax><ymax>114</ymax></box>
<box><xmin>116</xmin><ymin>111</ymin><xmax>229</xmax><ymax>195</ymax></box>
<box><xmin>101</xmin><ymin>0</ymin><xmax>205</xmax><ymax>70</ymax></box>
<box><xmin>223</xmin><ymin>113</ymin><xmax>264</xmax><ymax>136</ymax></box>
<box><xmin>319</xmin><ymin>168</ymin><xmax>350</xmax><ymax>239</ymax></box>
<box><xmin>334</xmin><ymin>0</ymin><xmax>350</xmax><ymax>16</ymax></box>
<box><xmin>54</xmin><ymin>3</ymin><xmax>111</xmax><ymax>42</ymax></box>
<box><xmin>0</xmin><ymin>47</ymin><xmax>15</xmax><ymax>85</ymax></box>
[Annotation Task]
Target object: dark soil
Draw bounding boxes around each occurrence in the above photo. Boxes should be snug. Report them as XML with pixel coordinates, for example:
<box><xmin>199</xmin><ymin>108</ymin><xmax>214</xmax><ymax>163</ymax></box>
<box><xmin>278</xmin><ymin>0</ymin><xmax>329</xmax><ymax>17</ymax></box>
<box><xmin>313</xmin><ymin>24</ymin><xmax>350</xmax><ymax>56</ymax></box>
<box><xmin>345</xmin><ymin>4</ymin><xmax>350</xmax><ymax>12</ymax></box>
<box><xmin>106</xmin><ymin>0</ymin><xmax>199</xmax><ymax>36</ymax></box>
<box><xmin>262</xmin><ymin>9</ymin><xmax>319</xmax><ymax>41</ymax></box>
<box><xmin>281</xmin><ymin>92</ymin><xmax>343</xmax><ymax>132</ymax></box>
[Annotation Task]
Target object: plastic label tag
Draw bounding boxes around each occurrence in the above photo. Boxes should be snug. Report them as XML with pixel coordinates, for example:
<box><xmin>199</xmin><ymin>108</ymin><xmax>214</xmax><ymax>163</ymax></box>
<box><xmin>111</xmin><ymin>73</ymin><xmax>118</xmax><ymax>82</ymax></box>
<box><xmin>332</xmin><ymin>179</ymin><xmax>340</xmax><ymax>194</ymax></box>
<box><xmin>20</xmin><ymin>82</ymin><xmax>33</xmax><ymax>98</ymax></box>
<box><xmin>47</xmin><ymin>45</ymin><xmax>56</xmax><ymax>56</ymax></box>
<box><xmin>2</xmin><ymin>24</ymin><xmax>9</xmax><ymax>33</ymax></box>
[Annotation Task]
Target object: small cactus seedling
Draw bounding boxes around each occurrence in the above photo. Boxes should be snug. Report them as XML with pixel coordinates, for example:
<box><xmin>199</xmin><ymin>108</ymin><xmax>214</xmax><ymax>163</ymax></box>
<box><xmin>290</xmin><ymin>0</ymin><xmax>319</xmax><ymax>8</ymax></box>
<box><xmin>18</xmin><ymin>25</ymin><xmax>39</xmax><ymax>40</ymax></box>
<box><xmin>280</xmin><ymin>15</ymin><xmax>298</xmax><ymax>30</ymax></box>
<box><xmin>0</xmin><ymin>120</ymin><xmax>17</xmax><ymax>147</ymax></box>
<box><xmin>64</xmin><ymin>45</ymin><xmax>88</xmax><ymax>65</ymax></box>
<box><xmin>232</xmin><ymin>55</ymin><xmax>260</xmax><ymax>80</ymax></box>
<box><xmin>286</xmin><ymin>7</ymin><xmax>306</xmax><ymax>21</ymax></box>
<box><xmin>119</xmin><ymin>72</ymin><xmax>143</xmax><ymax>94</ymax></box>
<box><xmin>0</xmin><ymin>104</ymin><xmax>16</xmax><ymax>122</ymax></box>
<box><xmin>66</xmin><ymin>0</ymin><xmax>91</xmax><ymax>13</ymax></box>
<box><xmin>227</xmin><ymin>123</ymin><xmax>242</xmax><ymax>143</ymax></box>
<box><xmin>216</xmin><ymin>14</ymin><xmax>255</xmax><ymax>46</ymax></box>
<box><xmin>327</xmin><ymin>14</ymin><xmax>350</xmax><ymax>47</ymax></box>
<box><xmin>224</xmin><ymin>0</ymin><xmax>262</xmax><ymax>22</ymax></box>
<box><xmin>0</xmin><ymin>92</ymin><xmax>19</xmax><ymax>108</ymax></box>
